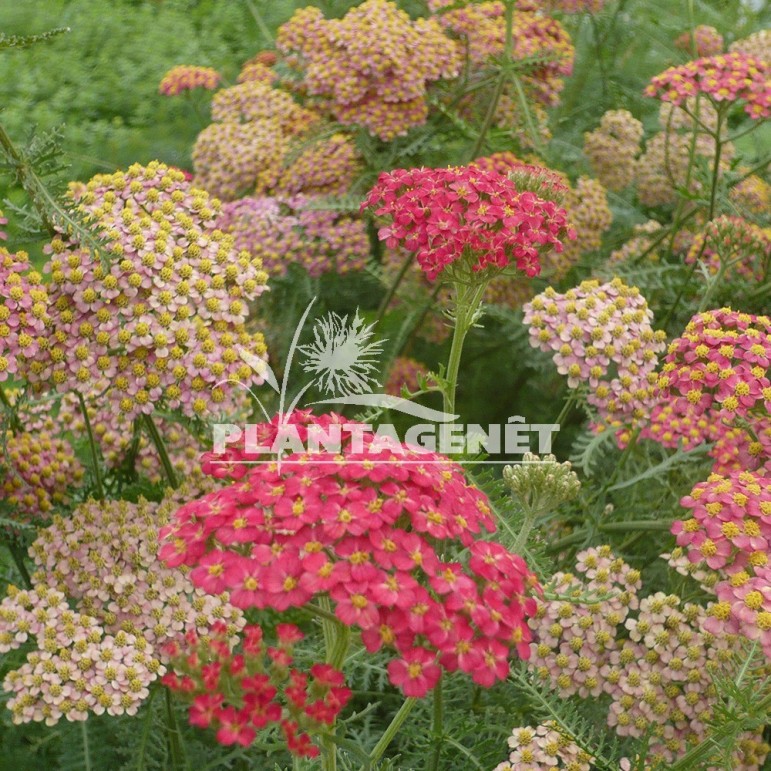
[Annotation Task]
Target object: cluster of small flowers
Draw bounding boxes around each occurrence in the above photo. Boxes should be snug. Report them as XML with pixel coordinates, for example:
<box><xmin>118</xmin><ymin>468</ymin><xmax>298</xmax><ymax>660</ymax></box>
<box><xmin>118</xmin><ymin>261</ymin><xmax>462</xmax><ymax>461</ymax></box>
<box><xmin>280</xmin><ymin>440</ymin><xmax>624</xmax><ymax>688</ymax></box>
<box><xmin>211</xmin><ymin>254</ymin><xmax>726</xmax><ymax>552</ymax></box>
<box><xmin>473</xmin><ymin>154</ymin><xmax>570</xmax><ymax>204</ymax></box>
<box><xmin>709</xmin><ymin>417</ymin><xmax>771</xmax><ymax>475</ymax></box>
<box><xmin>528</xmin><ymin>546</ymin><xmax>641</xmax><ymax>699</ymax></box>
<box><xmin>654</xmin><ymin>308</ymin><xmax>771</xmax><ymax>426</ymax></box>
<box><xmin>673</xmin><ymin>471</ymin><xmax>771</xmax><ymax>659</ymax></box>
<box><xmin>0</xmin><ymin>584</ymin><xmax>163</xmax><ymax>724</ymax></box>
<box><xmin>504</xmin><ymin>453</ymin><xmax>581</xmax><ymax>515</ymax></box>
<box><xmin>440</xmin><ymin>3</ymin><xmax>574</xmax><ymax>105</ymax></box>
<box><xmin>266</xmin><ymin>133</ymin><xmax>361</xmax><ymax>198</ymax></box>
<box><xmin>675</xmin><ymin>26</ymin><xmax>724</xmax><ymax>57</ymax></box>
<box><xmin>561</xmin><ymin>177</ymin><xmax>613</xmax><ymax>260</ymax></box>
<box><xmin>685</xmin><ymin>215</ymin><xmax>771</xmax><ymax>282</ymax></box>
<box><xmin>362</xmin><ymin>164</ymin><xmax>574</xmax><ymax>281</ymax></box>
<box><xmin>0</xmin><ymin>430</ymin><xmax>84</xmax><ymax>524</ymax></box>
<box><xmin>277</xmin><ymin>0</ymin><xmax>460</xmax><ymax>141</ymax></box>
<box><xmin>217</xmin><ymin>195</ymin><xmax>369</xmax><ymax>278</ymax></box>
<box><xmin>160</xmin><ymin>412</ymin><xmax>540</xmax><ymax>698</ymax></box>
<box><xmin>30</xmin><ymin>493</ymin><xmax>245</xmax><ymax>652</ymax></box>
<box><xmin>28</xmin><ymin>162</ymin><xmax>269</xmax><ymax>421</ymax></box>
<box><xmin>523</xmin><ymin>279</ymin><xmax>666</xmax><ymax>427</ymax></box>
<box><xmin>608</xmin><ymin>220</ymin><xmax>664</xmax><ymax>265</ymax></box>
<box><xmin>0</xmin><ymin>247</ymin><xmax>49</xmax><ymax>382</ymax></box>
<box><xmin>237</xmin><ymin>51</ymin><xmax>277</xmax><ymax>85</ymax></box>
<box><xmin>646</xmin><ymin>52</ymin><xmax>770</xmax><ymax>120</ymax></box>
<box><xmin>494</xmin><ymin>723</ymin><xmax>593</xmax><ymax>771</ymax></box>
<box><xmin>730</xmin><ymin>172</ymin><xmax>771</xmax><ymax>215</ymax></box>
<box><xmin>583</xmin><ymin>109</ymin><xmax>643</xmax><ymax>191</ymax></box>
<box><xmin>729</xmin><ymin>29</ymin><xmax>771</xmax><ymax>63</ymax></box>
<box><xmin>384</xmin><ymin>356</ymin><xmax>428</xmax><ymax>396</ymax></box>
<box><xmin>159</xmin><ymin>65</ymin><xmax>221</xmax><ymax>96</ymax></box>
<box><xmin>163</xmin><ymin>621</ymin><xmax>351</xmax><ymax>754</ymax></box>
<box><xmin>527</xmin><ymin>547</ymin><xmax>769</xmax><ymax>767</ymax></box>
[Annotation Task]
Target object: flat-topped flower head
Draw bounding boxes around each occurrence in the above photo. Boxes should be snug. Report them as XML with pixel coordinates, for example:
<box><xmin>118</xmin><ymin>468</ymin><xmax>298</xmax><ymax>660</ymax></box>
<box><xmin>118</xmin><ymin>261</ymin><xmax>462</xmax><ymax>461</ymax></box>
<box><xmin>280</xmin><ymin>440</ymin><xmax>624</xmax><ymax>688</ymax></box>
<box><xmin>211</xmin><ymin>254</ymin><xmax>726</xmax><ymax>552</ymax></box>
<box><xmin>31</xmin><ymin>161</ymin><xmax>269</xmax><ymax>420</ymax></box>
<box><xmin>362</xmin><ymin>164</ymin><xmax>574</xmax><ymax>281</ymax></box>
<box><xmin>674</xmin><ymin>26</ymin><xmax>724</xmax><ymax>57</ymax></box>
<box><xmin>646</xmin><ymin>52</ymin><xmax>770</xmax><ymax>119</ymax></box>
<box><xmin>161</xmin><ymin>412</ymin><xmax>540</xmax><ymax>697</ymax></box>
<box><xmin>159</xmin><ymin>65</ymin><xmax>221</xmax><ymax>95</ymax></box>
<box><xmin>583</xmin><ymin>109</ymin><xmax>643</xmax><ymax>191</ymax></box>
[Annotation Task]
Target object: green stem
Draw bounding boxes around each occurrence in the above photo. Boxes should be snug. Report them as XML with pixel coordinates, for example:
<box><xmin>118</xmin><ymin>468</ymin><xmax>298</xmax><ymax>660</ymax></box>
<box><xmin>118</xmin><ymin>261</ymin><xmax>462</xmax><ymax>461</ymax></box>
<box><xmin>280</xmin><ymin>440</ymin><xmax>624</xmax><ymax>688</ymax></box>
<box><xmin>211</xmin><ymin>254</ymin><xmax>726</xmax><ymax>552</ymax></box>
<box><xmin>75</xmin><ymin>391</ymin><xmax>104</xmax><ymax>501</ymax></box>
<box><xmin>243</xmin><ymin>0</ymin><xmax>275</xmax><ymax>45</ymax></box>
<box><xmin>0</xmin><ymin>383</ymin><xmax>22</xmax><ymax>433</ymax></box>
<box><xmin>8</xmin><ymin>544</ymin><xmax>32</xmax><ymax>589</ymax></box>
<box><xmin>165</xmin><ymin>689</ymin><xmax>188</xmax><ymax>771</ymax></box>
<box><xmin>375</xmin><ymin>250</ymin><xmax>414</xmax><ymax>327</ymax></box>
<box><xmin>546</xmin><ymin>519</ymin><xmax>674</xmax><ymax>552</ymax></box>
<box><xmin>368</xmin><ymin>698</ymin><xmax>419</xmax><ymax>764</ymax></box>
<box><xmin>512</xmin><ymin>504</ymin><xmax>537</xmax><ymax>554</ymax></box>
<box><xmin>429</xmin><ymin>675</ymin><xmax>444</xmax><ymax>771</ymax></box>
<box><xmin>135</xmin><ymin>689</ymin><xmax>157</xmax><ymax>771</ymax></box>
<box><xmin>142</xmin><ymin>414</ymin><xmax>179</xmax><ymax>489</ymax></box>
<box><xmin>81</xmin><ymin>720</ymin><xmax>92</xmax><ymax>771</ymax></box>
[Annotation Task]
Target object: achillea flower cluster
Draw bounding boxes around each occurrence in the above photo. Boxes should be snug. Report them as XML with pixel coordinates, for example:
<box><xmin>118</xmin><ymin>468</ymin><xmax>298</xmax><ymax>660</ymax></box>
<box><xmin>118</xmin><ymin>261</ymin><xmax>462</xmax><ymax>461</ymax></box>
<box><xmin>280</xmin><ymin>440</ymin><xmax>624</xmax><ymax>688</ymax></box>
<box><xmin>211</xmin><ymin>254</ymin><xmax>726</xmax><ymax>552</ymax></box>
<box><xmin>362</xmin><ymin>165</ymin><xmax>574</xmax><ymax>281</ymax></box>
<box><xmin>264</xmin><ymin>133</ymin><xmax>361</xmax><ymax>198</ymax></box>
<box><xmin>440</xmin><ymin>3</ymin><xmax>574</xmax><ymax>106</ymax></box>
<box><xmin>583</xmin><ymin>109</ymin><xmax>644</xmax><ymax>191</ymax></box>
<box><xmin>159</xmin><ymin>65</ymin><xmax>221</xmax><ymax>95</ymax></box>
<box><xmin>472</xmin><ymin>154</ymin><xmax>570</xmax><ymax>203</ymax></box>
<box><xmin>0</xmin><ymin>584</ymin><xmax>163</xmax><ymax>724</ymax></box>
<box><xmin>277</xmin><ymin>0</ymin><xmax>460</xmax><ymax>140</ymax></box>
<box><xmin>654</xmin><ymin>308</ymin><xmax>771</xmax><ymax>424</ymax></box>
<box><xmin>237</xmin><ymin>52</ymin><xmax>277</xmax><ymax>85</ymax></box>
<box><xmin>730</xmin><ymin>173</ymin><xmax>771</xmax><ymax>216</ymax></box>
<box><xmin>164</xmin><ymin>621</ymin><xmax>351</xmax><ymax>755</ymax></box>
<box><xmin>217</xmin><ymin>195</ymin><xmax>369</xmax><ymax>278</ymax></box>
<box><xmin>0</xmin><ymin>248</ymin><xmax>49</xmax><ymax>382</ymax></box>
<box><xmin>729</xmin><ymin>30</ymin><xmax>771</xmax><ymax>64</ymax></box>
<box><xmin>685</xmin><ymin>215</ymin><xmax>771</xmax><ymax>282</ymax></box>
<box><xmin>384</xmin><ymin>356</ymin><xmax>428</xmax><ymax>396</ymax></box>
<box><xmin>1</xmin><ymin>430</ymin><xmax>84</xmax><ymax>524</ymax></box>
<box><xmin>608</xmin><ymin>220</ymin><xmax>665</xmax><ymax>265</ymax></box>
<box><xmin>160</xmin><ymin>412</ymin><xmax>540</xmax><ymax>697</ymax></box>
<box><xmin>561</xmin><ymin>176</ymin><xmax>613</xmax><ymax>260</ymax></box>
<box><xmin>673</xmin><ymin>471</ymin><xmax>771</xmax><ymax>658</ymax></box>
<box><xmin>527</xmin><ymin>547</ymin><xmax>769</xmax><ymax>768</ymax></box>
<box><xmin>30</xmin><ymin>494</ymin><xmax>245</xmax><ymax>651</ymax></box>
<box><xmin>194</xmin><ymin>81</ymin><xmax>319</xmax><ymax>200</ymax></box>
<box><xmin>29</xmin><ymin>162</ymin><xmax>269</xmax><ymax>420</ymax></box>
<box><xmin>494</xmin><ymin>723</ymin><xmax>593</xmax><ymax>771</ymax></box>
<box><xmin>646</xmin><ymin>52</ymin><xmax>770</xmax><ymax>120</ymax></box>
<box><xmin>708</xmin><ymin>417</ymin><xmax>771</xmax><ymax>475</ymax></box>
<box><xmin>675</xmin><ymin>26</ymin><xmax>724</xmax><ymax>57</ymax></box>
<box><xmin>523</xmin><ymin>279</ymin><xmax>666</xmax><ymax>427</ymax></box>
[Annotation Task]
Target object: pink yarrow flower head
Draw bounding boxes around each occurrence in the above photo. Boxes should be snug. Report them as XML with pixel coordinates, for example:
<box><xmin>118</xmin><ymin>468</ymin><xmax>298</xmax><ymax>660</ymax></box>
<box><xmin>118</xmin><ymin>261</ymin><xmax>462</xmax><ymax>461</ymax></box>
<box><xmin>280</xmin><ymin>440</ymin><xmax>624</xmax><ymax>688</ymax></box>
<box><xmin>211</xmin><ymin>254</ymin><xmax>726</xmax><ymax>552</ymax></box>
<box><xmin>159</xmin><ymin>65</ymin><xmax>222</xmax><ymax>96</ymax></box>
<box><xmin>674</xmin><ymin>26</ymin><xmax>725</xmax><ymax>57</ymax></box>
<box><xmin>30</xmin><ymin>161</ymin><xmax>270</xmax><ymax>421</ymax></box>
<box><xmin>361</xmin><ymin>164</ymin><xmax>575</xmax><ymax>282</ymax></box>
<box><xmin>163</xmin><ymin>620</ymin><xmax>350</xmax><ymax>756</ymax></box>
<box><xmin>161</xmin><ymin>412</ymin><xmax>541</xmax><ymax>698</ymax></box>
<box><xmin>523</xmin><ymin>278</ymin><xmax>666</xmax><ymax>430</ymax></box>
<box><xmin>645</xmin><ymin>51</ymin><xmax>770</xmax><ymax>119</ymax></box>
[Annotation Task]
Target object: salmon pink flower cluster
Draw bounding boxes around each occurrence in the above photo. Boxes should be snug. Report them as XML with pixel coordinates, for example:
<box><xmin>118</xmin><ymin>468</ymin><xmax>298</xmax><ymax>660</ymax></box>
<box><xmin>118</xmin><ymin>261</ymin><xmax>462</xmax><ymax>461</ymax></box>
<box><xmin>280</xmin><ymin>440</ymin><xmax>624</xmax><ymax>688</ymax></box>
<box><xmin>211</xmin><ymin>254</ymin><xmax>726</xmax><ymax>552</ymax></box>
<box><xmin>277</xmin><ymin>0</ymin><xmax>460</xmax><ymax>141</ymax></box>
<box><xmin>218</xmin><ymin>195</ymin><xmax>369</xmax><ymax>278</ymax></box>
<box><xmin>0</xmin><ymin>247</ymin><xmax>49</xmax><ymax>383</ymax></box>
<box><xmin>674</xmin><ymin>26</ymin><xmax>724</xmax><ymax>57</ymax></box>
<box><xmin>494</xmin><ymin>722</ymin><xmax>593</xmax><ymax>771</ymax></box>
<box><xmin>583</xmin><ymin>109</ymin><xmax>643</xmax><ymax>192</ymax></box>
<box><xmin>160</xmin><ymin>412</ymin><xmax>540</xmax><ymax>697</ymax></box>
<box><xmin>645</xmin><ymin>52</ymin><xmax>770</xmax><ymax>119</ymax></box>
<box><xmin>1</xmin><ymin>430</ymin><xmax>84</xmax><ymax>524</ymax></box>
<box><xmin>654</xmin><ymin>308</ymin><xmax>771</xmax><ymax>426</ymax></box>
<box><xmin>0</xmin><ymin>584</ymin><xmax>163</xmax><ymax>724</ymax></box>
<box><xmin>30</xmin><ymin>162</ymin><xmax>269</xmax><ymax>420</ymax></box>
<box><xmin>524</xmin><ymin>279</ymin><xmax>666</xmax><ymax>428</ymax></box>
<box><xmin>673</xmin><ymin>471</ymin><xmax>771</xmax><ymax>658</ymax></box>
<box><xmin>159</xmin><ymin>65</ymin><xmax>222</xmax><ymax>96</ymax></box>
<box><xmin>685</xmin><ymin>214</ymin><xmax>771</xmax><ymax>282</ymax></box>
<box><xmin>362</xmin><ymin>164</ymin><xmax>574</xmax><ymax>281</ymax></box>
<box><xmin>163</xmin><ymin>621</ymin><xmax>351</xmax><ymax>755</ymax></box>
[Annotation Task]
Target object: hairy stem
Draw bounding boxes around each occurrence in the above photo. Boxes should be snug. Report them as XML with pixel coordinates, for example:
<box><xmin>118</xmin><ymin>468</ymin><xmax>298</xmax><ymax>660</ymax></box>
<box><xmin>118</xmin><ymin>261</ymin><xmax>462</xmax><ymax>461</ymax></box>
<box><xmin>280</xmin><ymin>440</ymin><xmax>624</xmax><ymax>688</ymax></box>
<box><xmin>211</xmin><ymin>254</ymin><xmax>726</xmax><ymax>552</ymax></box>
<box><xmin>429</xmin><ymin>675</ymin><xmax>444</xmax><ymax>771</ymax></box>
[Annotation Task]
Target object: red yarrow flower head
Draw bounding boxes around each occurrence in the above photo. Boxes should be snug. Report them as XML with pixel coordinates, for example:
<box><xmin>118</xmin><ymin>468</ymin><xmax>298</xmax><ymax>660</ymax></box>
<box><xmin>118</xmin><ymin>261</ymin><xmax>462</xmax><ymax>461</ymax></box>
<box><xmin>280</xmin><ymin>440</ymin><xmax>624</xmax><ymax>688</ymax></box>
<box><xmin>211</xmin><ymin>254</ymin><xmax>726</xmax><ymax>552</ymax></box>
<box><xmin>361</xmin><ymin>164</ymin><xmax>575</xmax><ymax>281</ymax></box>
<box><xmin>161</xmin><ymin>411</ymin><xmax>541</xmax><ymax>697</ymax></box>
